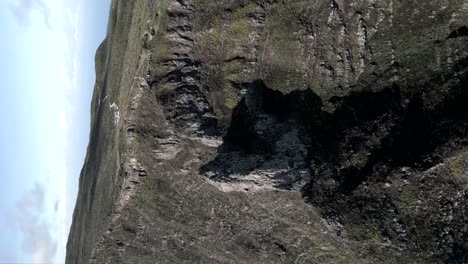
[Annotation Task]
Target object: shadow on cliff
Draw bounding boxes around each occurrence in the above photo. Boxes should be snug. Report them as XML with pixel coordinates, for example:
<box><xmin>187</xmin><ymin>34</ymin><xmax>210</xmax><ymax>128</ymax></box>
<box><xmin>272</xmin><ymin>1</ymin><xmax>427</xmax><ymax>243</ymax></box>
<box><xmin>200</xmin><ymin>80</ymin><xmax>401</xmax><ymax>190</ymax></box>
<box><xmin>200</xmin><ymin>80</ymin><xmax>320</xmax><ymax>190</ymax></box>
<box><xmin>199</xmin><ymin>57</ymin><xmax>468</xmax><ymax>262</ymax></box>
<box><xmin>201</xmin><ymin>67</ymin><xmax>468</xmax><ymax>193</ymax></box>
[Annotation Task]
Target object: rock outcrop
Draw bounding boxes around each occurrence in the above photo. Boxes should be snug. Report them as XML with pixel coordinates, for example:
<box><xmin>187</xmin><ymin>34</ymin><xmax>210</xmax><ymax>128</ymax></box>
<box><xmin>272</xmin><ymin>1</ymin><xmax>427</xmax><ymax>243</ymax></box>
<box><xmin>67</xmin><ymin>0</ymin><xmax>468</xmax><ymax>263</ymax></box>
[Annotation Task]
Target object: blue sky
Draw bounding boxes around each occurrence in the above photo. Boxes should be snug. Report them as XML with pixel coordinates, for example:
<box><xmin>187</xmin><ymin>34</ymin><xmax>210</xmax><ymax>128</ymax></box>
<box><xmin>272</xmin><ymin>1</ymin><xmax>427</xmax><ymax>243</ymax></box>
<box><xmin>0</xmin><ymin>0</ymin><xmax>111</xmax><ymax>263</ymax></box>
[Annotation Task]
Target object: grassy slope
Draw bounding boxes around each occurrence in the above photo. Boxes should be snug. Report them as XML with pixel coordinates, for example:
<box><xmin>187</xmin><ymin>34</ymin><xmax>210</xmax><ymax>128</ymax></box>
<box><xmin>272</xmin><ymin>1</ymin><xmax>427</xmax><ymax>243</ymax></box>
<box><xmin>65</xmin><ymin>0</ymin><xmax>152</xmax><ymax>263</ymax></box>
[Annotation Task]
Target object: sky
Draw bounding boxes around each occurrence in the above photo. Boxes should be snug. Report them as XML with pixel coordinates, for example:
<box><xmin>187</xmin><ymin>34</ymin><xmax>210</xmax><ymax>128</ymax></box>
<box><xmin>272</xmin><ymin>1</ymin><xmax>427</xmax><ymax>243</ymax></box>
<box><xmin>0</xmin><ymin>0</ymin><xmax>111</xmax><ymax>263</ymax></box>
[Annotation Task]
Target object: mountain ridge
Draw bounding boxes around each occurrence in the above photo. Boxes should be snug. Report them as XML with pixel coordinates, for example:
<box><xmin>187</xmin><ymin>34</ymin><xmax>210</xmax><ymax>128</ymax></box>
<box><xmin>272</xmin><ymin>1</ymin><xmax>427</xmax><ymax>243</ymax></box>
<box><xmin>67</xmin><ymin>0</ymin><xmax>468</xmax><ymax>263</ymax></box>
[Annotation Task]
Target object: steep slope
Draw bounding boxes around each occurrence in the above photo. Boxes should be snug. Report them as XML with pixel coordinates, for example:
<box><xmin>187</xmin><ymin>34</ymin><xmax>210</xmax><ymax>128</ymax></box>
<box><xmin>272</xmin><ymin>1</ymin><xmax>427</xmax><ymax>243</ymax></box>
<box><xmin>67</xmin><ymin>0</ymin><xmax>468</xmax><ymax>263</ymax></box>
<box><xmin>66</xmin><ymin>1</ymin><xmax>156</xmax><ymax>263</ymax></box>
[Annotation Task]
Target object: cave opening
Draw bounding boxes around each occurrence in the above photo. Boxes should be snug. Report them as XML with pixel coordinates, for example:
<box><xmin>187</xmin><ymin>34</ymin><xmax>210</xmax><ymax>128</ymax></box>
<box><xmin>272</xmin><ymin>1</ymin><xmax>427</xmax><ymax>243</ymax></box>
<box><xmin>447</xmin><ymin>26</ymin><xmax>468</xmax><ymax>39</ymax></box>
<box><xmin>224</xmin><ymin>80</ymin><xmax>323</xmax><ymax>155</ymax></box>
<box><xmin>201</xmin><ymin>80</ymin><xmax>319</xmax><ymax>191</ymax></box>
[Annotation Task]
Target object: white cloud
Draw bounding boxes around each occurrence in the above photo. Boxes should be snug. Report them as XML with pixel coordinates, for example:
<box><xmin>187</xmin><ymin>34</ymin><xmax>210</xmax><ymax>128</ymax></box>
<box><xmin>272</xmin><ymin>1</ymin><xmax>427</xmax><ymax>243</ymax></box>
<box><xmin>9</xmin><ymin>0</ymin><xmax>51</xmax><ymax>29</ymax></box>
<box><xmin>66</xmin><ymin>7</ymin><xmax>79</xmax><ymax>42</ymax></box>
<box><xmin>17</xmin><ymin>182</ymin><xmax>44</xmax><ymax>211</ymax></box>
<box><xmin>30</xmin><ymin>223</ymin><xmax>57</xmax><ymax>264</ymax></box>
<box><xmin>5</xmin><ymin>1</ymin><xmax>86</xmax><ymax>263</ymax></box>
<box><xmin>13</xmin><ymin>183</ymin><xmax>58</xmax><ymax>263</ymax></box>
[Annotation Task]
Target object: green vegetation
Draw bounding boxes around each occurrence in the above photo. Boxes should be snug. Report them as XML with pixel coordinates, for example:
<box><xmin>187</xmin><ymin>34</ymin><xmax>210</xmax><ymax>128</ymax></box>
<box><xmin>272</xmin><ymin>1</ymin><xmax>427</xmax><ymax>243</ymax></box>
<box><xmin>260</xmin><ymin>1</ymin><xmax>307</xmax><ymax>93</ymax></box>
<box><xmin>396</xmin><ymin>187</ymin><xmax>419</xmax><ymax>210</ymax></box>
<box><xmin>224</xmin><ymin>60</ymin><xmax>243</xmax><ymax>83</ymax></box>
<box><xmin>223</xmin><ymin>84</ymin><xmax>241</xmax><ymax>109</ymax></box>
<box><xmin>229</xmin><ymin>3</ymin><xmax>256</xmax><ymax>40</ymax></box>
<box><xmin>193</xmin><ymin>0</ymin><xmax>224</xmax><ymax>32</ymax></box>
<box><xmin>447</xmin><ymin>155</ymin><xmax>466</xmax><ymax>176</ymax></box>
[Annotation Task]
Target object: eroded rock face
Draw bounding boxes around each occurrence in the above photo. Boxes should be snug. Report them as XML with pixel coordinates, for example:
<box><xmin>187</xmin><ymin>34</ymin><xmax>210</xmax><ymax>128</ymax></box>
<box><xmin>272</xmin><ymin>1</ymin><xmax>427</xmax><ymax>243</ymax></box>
<box><xmin>67</xmin><ymin>0</ymin><xmax>468</xmax><ymax>263</ymax></box>
<box><xmin>201</xmin><ymin>81</ymin><xmax>315</xmax><ymax>192</ymax></box>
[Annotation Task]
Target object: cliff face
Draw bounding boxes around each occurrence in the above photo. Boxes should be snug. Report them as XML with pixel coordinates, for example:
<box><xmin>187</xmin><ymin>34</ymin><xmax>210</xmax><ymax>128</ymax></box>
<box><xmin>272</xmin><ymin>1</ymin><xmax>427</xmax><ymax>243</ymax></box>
<box><xmin>67</xmin><ymin>0</ymin><xmax>468</xmax><ymax>263</ymax></box>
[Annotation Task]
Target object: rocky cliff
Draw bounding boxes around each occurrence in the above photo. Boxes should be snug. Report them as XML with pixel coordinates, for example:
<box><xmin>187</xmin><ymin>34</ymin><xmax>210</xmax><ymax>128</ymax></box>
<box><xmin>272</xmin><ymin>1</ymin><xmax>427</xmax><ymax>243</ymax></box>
<box><xmin>66</xmin><ymin>0</ymin><xmax>468</xmax><ymax>263</ymax></box>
